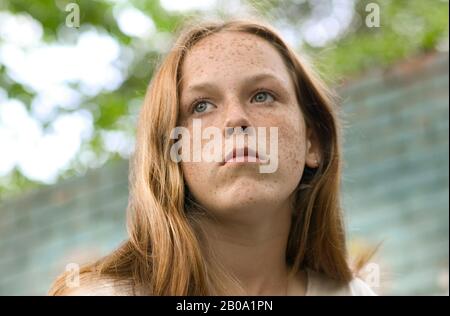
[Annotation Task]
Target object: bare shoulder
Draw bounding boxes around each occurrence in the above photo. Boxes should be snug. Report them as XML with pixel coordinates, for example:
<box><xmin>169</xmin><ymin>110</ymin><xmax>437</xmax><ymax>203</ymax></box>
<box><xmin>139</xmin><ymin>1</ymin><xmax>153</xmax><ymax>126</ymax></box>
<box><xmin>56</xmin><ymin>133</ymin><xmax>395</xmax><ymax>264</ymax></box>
<box><xmin>61</xmin><ymin>280</ymin><xmax>133</xmax><ymax>296</ymax></box>
<box><xmin>50</xmin><ymin>273</ymin><xmax>135</xmax><ymax>296</ymax></box>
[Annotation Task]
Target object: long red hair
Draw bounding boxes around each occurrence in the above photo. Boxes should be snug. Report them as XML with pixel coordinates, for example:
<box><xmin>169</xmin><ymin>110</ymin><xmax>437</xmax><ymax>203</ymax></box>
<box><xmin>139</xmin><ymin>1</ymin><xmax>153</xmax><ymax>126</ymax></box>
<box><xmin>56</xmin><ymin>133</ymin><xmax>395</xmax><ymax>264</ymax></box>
<box><xmin>49</xmin><ymin>17</ymin><xmax>373</xmax><ymax>296</ymax></box>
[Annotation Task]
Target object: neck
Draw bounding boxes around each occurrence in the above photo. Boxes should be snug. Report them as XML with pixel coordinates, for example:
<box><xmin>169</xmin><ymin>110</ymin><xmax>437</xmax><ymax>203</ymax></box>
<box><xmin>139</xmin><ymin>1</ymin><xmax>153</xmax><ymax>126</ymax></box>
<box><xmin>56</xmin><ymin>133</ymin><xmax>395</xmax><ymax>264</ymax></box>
<box><xmin>199</xmin><ymin>201</ymin><xmax>298</xmax><ymax>295</ymax></box>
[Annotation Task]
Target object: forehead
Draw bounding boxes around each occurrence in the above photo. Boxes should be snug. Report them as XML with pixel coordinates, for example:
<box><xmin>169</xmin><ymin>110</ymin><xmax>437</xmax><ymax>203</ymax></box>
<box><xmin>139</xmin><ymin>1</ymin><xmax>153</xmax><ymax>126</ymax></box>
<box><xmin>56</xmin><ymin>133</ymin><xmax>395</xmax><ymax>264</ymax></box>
<box><xmin>180</xmin><ymin>31</ymin><xmax>291</xmax><ymax>86</ymax></box>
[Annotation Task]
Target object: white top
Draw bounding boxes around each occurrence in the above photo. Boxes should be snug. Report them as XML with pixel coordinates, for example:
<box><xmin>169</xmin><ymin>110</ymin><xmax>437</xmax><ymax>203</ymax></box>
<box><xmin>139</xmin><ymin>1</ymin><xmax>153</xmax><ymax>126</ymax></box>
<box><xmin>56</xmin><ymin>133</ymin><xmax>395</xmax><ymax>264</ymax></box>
<box><xmin>62</xmin><ymin>269</ymin><xmax>377</xmax><ymax>296</ymax></box>
<box><xmin>305</xmin><ymin>268</ymin><xmax>377</xmax><ymax>296</ymax></box>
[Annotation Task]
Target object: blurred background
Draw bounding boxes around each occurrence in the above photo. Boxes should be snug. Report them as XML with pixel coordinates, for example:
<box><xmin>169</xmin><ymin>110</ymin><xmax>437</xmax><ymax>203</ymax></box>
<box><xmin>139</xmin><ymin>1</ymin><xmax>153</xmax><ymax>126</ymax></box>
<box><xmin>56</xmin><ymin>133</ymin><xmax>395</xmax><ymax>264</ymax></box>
<box><xmin>0</xmin><ymin>0</ymin><xmax>448</xmax><ymax>295</ymax></box>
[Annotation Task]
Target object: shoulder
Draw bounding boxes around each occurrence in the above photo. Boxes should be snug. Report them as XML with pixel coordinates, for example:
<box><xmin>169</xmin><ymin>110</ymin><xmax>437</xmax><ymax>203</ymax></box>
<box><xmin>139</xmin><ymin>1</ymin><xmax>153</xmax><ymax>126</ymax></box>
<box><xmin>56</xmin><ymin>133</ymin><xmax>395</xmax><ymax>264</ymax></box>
<box><xmin>306</xmin><ymin>269</ymin><xmax>377</xmax><ymax>296</ymax></box>
<box><xmin>59</xmin><ymin>279</ymin><xmax>133</xmax><ymax>296</ymax></box>
<box><xmin>49</xmin><ymin>271</ymin><xmax>135</xmax><ymax>296</ymax></box>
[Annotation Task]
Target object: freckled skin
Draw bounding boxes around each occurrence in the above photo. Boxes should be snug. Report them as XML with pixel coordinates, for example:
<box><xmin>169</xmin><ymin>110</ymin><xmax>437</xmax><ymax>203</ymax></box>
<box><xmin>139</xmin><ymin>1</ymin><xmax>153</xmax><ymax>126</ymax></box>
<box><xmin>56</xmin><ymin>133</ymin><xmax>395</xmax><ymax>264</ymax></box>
<box><xmin>178</xmin><ymin>32</ymin><xmax>318</xmax><ymax>222</ymax></box>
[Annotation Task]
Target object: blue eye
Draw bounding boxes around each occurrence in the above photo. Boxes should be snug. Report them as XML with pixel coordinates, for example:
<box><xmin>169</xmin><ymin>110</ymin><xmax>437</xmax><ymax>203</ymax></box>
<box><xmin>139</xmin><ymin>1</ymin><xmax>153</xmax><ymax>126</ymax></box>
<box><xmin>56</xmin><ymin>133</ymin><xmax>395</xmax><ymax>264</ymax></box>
<box><xmin>252</xmin><ymin>91</ymin><xmax>275</xmax><ymax>103</ymax></box>
<box><xmin>193</xmin><ymin>101</ymin><xmax>213</xmax><ymax>114</ymax></box>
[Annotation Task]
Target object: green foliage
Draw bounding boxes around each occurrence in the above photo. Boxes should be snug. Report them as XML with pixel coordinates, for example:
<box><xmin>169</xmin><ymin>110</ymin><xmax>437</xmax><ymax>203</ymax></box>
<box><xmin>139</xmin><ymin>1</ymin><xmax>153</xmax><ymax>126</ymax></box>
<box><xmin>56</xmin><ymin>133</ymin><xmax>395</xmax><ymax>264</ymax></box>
<box><xmin>308</xmin><ymin>0</ymin><xmax>449</xmax><ymax>78</ymax></box>
<box><xmin>0</xmin><ymin>0</ymin><xmax>448</xmax><ymax>199</ymax></box>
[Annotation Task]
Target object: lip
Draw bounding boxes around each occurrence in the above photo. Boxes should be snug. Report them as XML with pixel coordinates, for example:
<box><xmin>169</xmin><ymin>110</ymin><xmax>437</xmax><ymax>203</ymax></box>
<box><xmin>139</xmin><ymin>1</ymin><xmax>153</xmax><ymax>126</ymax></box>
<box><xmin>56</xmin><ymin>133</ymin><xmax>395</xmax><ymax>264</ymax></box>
<box><xmin>221</xmin><ymin>147</ymin><xmax>266</xmax><ymax>165</ymax></box>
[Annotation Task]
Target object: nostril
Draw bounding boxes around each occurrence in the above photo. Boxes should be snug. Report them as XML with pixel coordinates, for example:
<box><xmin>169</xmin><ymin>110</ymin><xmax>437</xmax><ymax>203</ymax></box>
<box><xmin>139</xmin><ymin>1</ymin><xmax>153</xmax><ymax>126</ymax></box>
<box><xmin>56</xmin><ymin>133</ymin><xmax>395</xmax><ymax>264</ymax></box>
<box><xmin>225</xmin><ymin>127</ymin><xmax>234</xmax><ymax>137</ymax></box>
<box><xmin>236</xmin><ymin>126</ymin><xmax>249</xmax><ymax>134</ymax></box>
<box><xmin>224</xmin><ymin>125</ymin><xmax>252</xmax><ymax>138</ymax></box>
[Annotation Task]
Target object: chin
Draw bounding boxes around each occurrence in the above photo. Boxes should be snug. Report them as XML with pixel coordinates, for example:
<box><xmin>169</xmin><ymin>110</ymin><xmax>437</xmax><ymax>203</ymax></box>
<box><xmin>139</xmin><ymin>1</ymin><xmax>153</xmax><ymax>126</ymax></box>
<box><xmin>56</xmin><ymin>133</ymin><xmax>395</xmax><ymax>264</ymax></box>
<box><xmin>210</xmin><ymin>186</ymin><xmax>283</xmax><ymax>217</ymax></box>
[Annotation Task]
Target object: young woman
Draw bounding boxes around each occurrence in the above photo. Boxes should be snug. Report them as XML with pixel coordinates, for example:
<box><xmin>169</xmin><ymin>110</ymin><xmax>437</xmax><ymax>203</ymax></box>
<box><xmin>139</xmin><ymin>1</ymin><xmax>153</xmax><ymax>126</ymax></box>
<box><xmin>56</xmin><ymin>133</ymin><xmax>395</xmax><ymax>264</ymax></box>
<box><xmin>49</xmin><ymin>18</ymin><xmax>377</xmax><ymax>296</ymax></box>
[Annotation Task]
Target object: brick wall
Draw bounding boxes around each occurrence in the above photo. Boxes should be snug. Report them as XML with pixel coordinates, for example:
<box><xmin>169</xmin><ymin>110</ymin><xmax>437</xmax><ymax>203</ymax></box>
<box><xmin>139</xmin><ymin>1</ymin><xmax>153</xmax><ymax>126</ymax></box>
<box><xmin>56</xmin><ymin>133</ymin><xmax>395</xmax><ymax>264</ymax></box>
<box><xmin>0</xmin><ymin>52</ymin><xmax>448</xmax><ymax>295</ymax></box>
<box><xmin>0</xmin><ymin>160</ymin><xmax>129</xmax><ymax>295</ymax></box>
<box><xmin>340</xmin><ymin>52</ymin><xmax>449</xmax><ymax>295</ymax></box>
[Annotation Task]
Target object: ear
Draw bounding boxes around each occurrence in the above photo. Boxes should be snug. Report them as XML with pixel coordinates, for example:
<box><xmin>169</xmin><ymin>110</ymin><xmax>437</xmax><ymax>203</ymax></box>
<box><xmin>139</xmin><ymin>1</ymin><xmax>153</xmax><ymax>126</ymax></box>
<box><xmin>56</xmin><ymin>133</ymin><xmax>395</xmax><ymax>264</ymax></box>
<box><xmin>305</xmin><ymin>126</ymin><xmax>321</xmax><ymax>169</ymax></box>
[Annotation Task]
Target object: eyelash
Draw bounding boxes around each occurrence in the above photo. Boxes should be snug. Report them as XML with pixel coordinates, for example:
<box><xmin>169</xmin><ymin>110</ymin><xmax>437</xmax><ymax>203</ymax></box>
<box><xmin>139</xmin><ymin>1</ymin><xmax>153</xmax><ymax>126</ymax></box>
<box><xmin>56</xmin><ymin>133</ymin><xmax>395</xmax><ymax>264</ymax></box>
<box><xmin>189</xmin><ymin>88</ymin><xmax>278</xmax><ymax>114</ymax></box>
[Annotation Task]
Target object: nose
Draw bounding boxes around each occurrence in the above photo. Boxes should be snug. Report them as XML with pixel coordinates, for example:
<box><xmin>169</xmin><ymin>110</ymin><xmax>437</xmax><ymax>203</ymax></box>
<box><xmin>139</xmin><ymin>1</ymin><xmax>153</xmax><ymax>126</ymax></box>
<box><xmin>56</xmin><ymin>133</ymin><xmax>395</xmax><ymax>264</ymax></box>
<box><xmin>223</xmin><ymin>99</ymin><xmax>253</xmax><ymax>138</ymax></box>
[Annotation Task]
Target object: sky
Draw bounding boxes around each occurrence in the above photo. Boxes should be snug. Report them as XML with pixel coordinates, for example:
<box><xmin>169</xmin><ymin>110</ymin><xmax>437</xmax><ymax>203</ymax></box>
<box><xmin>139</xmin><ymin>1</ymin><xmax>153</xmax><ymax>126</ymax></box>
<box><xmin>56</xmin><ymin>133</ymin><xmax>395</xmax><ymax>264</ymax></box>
<box><xmin>0</xmin><ymin>4</ymin><xmax>143</xmax><ymax>183</ymax></box>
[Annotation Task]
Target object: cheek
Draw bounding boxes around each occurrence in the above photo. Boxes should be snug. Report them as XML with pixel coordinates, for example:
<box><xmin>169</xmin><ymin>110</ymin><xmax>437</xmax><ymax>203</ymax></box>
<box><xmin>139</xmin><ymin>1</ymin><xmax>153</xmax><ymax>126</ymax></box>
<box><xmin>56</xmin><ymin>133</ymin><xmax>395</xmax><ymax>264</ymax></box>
<box><xmin>279</xmin><ymin>126</ymin><xmax>304</xmax><ymax>172</ymax></box>
<box><xmin>181</xmin><ymin>162</ymin><xmax>207</xmax><ymax>198</ymax></box>
<box><xmin>275</xmin><ymin>107</ymin><xmax>306</xmax><ymax>180</ymax></box>
<box><xmin>179</xmin><ymin>124</ymin><xmax>219</xmax><ymax>201</ymax></box>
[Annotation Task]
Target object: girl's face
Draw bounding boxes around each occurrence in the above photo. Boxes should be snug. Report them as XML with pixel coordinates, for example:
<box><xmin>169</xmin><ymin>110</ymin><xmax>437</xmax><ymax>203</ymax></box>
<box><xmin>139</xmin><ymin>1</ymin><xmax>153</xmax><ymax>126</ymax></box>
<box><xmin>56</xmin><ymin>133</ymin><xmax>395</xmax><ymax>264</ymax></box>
<box><xmin>178</xmin><ymin>31</ymin><xmax>319</xmax><ymax>221</ymax></box>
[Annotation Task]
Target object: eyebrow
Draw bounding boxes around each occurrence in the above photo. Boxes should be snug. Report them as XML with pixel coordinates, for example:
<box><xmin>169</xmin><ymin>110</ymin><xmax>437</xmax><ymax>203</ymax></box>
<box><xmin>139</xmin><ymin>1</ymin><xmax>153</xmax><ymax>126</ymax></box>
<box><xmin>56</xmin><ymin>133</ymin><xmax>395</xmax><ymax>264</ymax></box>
<box><xmin>184</xmin><ymin>72</ymin><xmax>289</xmax><ymax>94</ymax></box>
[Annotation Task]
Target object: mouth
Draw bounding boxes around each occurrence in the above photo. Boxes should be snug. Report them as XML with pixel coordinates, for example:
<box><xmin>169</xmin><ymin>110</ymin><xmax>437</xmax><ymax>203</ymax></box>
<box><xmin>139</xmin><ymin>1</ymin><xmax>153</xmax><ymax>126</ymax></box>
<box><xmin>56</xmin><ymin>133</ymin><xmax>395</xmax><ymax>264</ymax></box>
<box><xmin>221</xmin><ymin>147</ymin><xmax>266</xmax><ymax>165</ymax></box>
